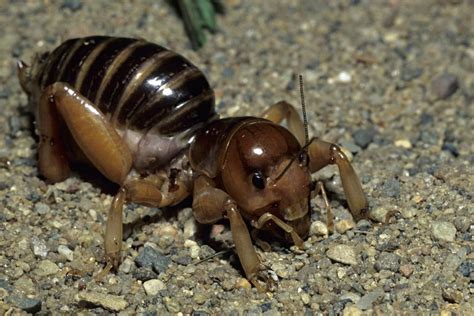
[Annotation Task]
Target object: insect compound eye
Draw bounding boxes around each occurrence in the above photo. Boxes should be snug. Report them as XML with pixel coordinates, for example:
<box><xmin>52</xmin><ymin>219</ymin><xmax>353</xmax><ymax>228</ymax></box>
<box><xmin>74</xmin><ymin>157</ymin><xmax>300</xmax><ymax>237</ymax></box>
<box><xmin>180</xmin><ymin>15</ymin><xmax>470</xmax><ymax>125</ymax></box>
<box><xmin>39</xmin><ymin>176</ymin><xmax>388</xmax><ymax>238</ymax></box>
<box><xmin>251</xmin><ymin>171</ymin><xmax>266</xmax><ymax>190</ymax></box>
<box><xmin>298</xmin><ymin>152</ymin><xmax>309</xmax><ymax>166</ymax></box>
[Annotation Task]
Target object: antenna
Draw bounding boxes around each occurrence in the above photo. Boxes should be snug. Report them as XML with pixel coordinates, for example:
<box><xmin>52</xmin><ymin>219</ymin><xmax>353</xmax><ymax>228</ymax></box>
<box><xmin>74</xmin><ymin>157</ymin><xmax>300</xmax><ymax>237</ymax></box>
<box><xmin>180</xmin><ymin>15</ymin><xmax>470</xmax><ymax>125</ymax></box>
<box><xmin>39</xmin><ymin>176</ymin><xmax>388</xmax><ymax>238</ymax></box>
<box><xmin>299</xmin><ymin>74</ymin><xmax>309</xmax><ymax>145</ymax></box>
<box><xmin>274</xmin><ymin>75</ymin><xmax>313</xmax><ymax>182</ymax></box>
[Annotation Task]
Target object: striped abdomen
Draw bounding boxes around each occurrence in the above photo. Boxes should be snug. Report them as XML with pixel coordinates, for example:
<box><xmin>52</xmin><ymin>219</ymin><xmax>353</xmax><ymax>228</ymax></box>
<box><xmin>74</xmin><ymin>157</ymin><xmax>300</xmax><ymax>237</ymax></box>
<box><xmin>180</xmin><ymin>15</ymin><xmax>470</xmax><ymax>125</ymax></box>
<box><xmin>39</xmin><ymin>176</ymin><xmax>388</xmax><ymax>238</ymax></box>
<box><xmin>34</xmin><ymin>36</ymin><xmax>215</xmax><ymax>136</ymax></box>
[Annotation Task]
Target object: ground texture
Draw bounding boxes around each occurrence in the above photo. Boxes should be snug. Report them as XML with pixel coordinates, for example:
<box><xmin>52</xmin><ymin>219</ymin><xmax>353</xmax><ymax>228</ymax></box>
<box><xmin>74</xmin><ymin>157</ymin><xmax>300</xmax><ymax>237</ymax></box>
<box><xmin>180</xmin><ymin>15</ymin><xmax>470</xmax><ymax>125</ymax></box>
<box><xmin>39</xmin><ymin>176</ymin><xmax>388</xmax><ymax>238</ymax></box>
<box><xmin>0</xmin><ymin>0</ymin><xmax>473</xmax><ymax>315</ymax></box>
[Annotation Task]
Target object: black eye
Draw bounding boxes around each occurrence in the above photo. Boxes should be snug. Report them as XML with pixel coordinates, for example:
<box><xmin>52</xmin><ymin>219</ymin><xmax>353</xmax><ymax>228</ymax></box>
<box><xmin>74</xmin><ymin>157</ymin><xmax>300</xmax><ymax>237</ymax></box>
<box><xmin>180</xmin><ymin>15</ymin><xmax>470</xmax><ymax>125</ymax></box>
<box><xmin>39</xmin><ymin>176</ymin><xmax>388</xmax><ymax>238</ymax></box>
<box><xmin>298</xmin><ymin>152</ymin><xmax>309</xmax><ymax>166</ymax></box>
<box><xmin>251</xmin><ymin>171</ymin><xmax>265</xmax><ymax>189</ymax></box>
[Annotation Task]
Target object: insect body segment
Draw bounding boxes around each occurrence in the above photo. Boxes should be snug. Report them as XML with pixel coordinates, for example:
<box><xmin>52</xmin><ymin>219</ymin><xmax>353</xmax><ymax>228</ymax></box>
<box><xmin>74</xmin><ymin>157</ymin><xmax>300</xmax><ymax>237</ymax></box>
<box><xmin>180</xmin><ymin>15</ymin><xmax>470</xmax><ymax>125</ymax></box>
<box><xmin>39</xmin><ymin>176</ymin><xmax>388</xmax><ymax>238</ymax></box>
<box><xmin>18</xmin><ymin>37</ymin><xmax>369</xmax><ymax>292</ymax></box>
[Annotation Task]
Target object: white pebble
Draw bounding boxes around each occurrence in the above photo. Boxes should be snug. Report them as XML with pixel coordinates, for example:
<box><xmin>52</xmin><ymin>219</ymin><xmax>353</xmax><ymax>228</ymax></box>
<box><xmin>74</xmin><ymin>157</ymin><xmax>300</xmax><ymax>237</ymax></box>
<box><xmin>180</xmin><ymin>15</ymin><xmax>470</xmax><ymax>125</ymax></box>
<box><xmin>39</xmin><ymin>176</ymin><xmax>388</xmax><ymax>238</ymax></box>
<box><xmin>143</xmin><ymin>279</ymin><xmax>166</xmax><ymax>296</ymax></box>
<box><xmin>57</xmin><ymin>245</ymin><xmax>74</xmax><ymax>261</ymax></box>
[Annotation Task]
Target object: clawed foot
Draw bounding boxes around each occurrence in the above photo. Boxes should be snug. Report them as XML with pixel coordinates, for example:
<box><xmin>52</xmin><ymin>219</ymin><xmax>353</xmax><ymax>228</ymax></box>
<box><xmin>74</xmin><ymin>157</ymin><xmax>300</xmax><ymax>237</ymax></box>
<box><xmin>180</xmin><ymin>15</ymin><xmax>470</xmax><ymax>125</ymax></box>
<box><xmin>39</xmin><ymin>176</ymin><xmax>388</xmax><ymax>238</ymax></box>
<box><xmin>248</xmin><ymin>265</ymin><xmax>279</xmax><ymax>292</ymax></box>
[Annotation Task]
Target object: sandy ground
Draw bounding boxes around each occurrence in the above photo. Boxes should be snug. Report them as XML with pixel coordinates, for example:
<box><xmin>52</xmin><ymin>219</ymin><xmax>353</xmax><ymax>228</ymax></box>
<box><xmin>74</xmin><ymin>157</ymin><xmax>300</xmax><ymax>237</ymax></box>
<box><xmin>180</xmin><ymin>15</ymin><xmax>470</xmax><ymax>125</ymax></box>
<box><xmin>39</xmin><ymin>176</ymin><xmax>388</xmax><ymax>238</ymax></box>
<box><xmin>0</xmin><ymin>0</ymin><xmax>473</xmax><ymax>315</ymax></box>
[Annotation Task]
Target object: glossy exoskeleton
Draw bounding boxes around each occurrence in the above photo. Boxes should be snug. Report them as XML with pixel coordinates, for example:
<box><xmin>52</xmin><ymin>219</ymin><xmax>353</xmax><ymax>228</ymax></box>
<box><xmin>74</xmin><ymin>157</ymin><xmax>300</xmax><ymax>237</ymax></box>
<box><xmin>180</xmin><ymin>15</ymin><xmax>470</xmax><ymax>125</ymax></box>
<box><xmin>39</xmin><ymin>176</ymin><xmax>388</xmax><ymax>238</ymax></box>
<box><xmin>18</xmin><ymin>36</ymin><xmax>368</xmax><ymax>291</ymax></box>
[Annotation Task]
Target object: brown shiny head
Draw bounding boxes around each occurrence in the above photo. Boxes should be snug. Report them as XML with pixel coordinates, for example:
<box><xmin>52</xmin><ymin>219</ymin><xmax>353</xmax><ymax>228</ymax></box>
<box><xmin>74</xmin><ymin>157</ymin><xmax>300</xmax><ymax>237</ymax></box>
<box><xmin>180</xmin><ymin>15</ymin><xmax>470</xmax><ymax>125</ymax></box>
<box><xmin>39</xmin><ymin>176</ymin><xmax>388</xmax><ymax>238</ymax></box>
<box><xmin>220</xmin><ymin>120</ymin><xmax>312</xmax><ymax>242</ymax></box>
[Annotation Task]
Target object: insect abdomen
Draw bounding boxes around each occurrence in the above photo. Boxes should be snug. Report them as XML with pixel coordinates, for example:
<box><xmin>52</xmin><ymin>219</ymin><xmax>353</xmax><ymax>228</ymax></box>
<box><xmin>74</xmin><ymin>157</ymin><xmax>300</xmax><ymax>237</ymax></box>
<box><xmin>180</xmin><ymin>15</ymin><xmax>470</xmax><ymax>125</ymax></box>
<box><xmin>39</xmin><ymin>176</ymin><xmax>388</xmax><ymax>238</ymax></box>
<box><xmin>36</xmin><ymin>36</ymin><xmax>215</xmax><ymax>136</ymax></box>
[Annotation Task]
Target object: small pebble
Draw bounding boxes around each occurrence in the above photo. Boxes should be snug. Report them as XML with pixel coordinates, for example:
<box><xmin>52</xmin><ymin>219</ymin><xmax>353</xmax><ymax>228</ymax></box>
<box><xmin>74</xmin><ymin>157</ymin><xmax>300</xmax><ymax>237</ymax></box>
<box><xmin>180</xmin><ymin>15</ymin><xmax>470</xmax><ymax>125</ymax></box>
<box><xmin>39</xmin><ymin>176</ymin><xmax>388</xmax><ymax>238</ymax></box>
<box><xmin>34</xmin><ymin>202</ymin><xmax>50</xmax><ymax>215</ymax></box>
<box><xmin>163</xmin><ymin>296</ymin><xmax>181</xmax><ymax>313</ymax></box>
<box><xmin>326</xmin><ymin>244</ymin><xmax>357</xmax><ymax>265</ymax></box>
<box><xmin>432</xmin><ymin>221</ymin><xmax>457</xmax><ymax>242</ymax></box>
<box><xmin>431</xmin><ymin>73</ymin><xmax>459</xmax><ymax>100</ymax></box>
<box><xmin>394</xmin><ymin>139</ymin><xmax>412</xmax><ymax>149</ymax></box>
<box><xmin>343</xmin><ymin>304</ymin><xmax>363</xmax><ymax>316</ymax></box>
<box><xmin>34</xmin><ymin>260</ymin><xmax>59</xmax><ymax>277</ymax></box>
<box><xmin>381</xmin><ymin>178</ymin><xmax>400</xmax><ymax>199</ymax></box>
<box><xmin>135</xmin><ymin>246</ymin><xmax>171</xmax><ymax>274</ymax></box>
<box><xmin>310</xmin><ymin>221</ymin><xmax>328</xmax><ymax>237</ymax></box>
<box><xmin>118</xmin><ymin>258</ymin><xmax>134</xmax><ymax>274</ymax></box>
<box><xmin>272</xmin><ymin>262</ymin><xmax>289</xmax><ymax>278</ymax></box>
<box><xmin>143</xmin><ymin>279</ymin><xmax>166</xmax><ymax>296</ymax></box>
<box><xmin>132</xmin><ymin>267</ymin><xmax>158</xmax><ymax>281</ymax></box>
<box><xmin>335</xmin><ymin>219</ymin><xmax>355</xmax><ymax>234</ymax></box>
<box><xmin>199</xmin><ymin>245</ymin><xmax>216</xmax><ymax>259</ymax></box>
<box><xmin>374</xmin><ymin>252</ymin><xmax>400</xmax><ymax>272</ymax></box>
<box><xmin>235</xmin><ymin>278</ymin><xmax>252</xmax><ymax>290</ymax></box>
<box><xmin>352</xmin><ymin>128</ymin><xmax>375</xmax><ymax>149</ymax></box>
<box><xmin>75</xmin><ymin>292</ymin><xmax>128</xmax><ymax>312</ymax></box>
<box><xmin>61</xmin><ymin>0</ymin><xmax>83</xmax><ymax>11</ymax></box>
<box><xmin>9</xmin><ymin>295</ymin><xmax>42</xmax><ymax>314</ymax></box>
<box><xmin>442</xmin><ymin>288</ymin><xmax>463</xmax><ymax>303</ymax></box>
<box><xmin>57</xmin><ymin>245</ymin><xmax>74</xmax><ymax>261</ymax></box>
<box><xmin>399</xmin><ymin>264</ymin><xmax>414</xmax><ymax>277</ymax></box>
<box><xmin>369</xmin><ymin>206</ymin><xmax>389</xmax><ymax>223</ymax></box>
<box><xmin>31</xmin><ymin>237</ymin><xmax>48</xmax><ymax>258</ymax></box>
<box><xmin>193</xmin><ymin>292</ymin><xmax>208</xmax><ymax>305</ymax></box>
<box><xmin>356</xmin><ymin>287</ymin><xmax>384</xmax><ymax>310</ymax></box>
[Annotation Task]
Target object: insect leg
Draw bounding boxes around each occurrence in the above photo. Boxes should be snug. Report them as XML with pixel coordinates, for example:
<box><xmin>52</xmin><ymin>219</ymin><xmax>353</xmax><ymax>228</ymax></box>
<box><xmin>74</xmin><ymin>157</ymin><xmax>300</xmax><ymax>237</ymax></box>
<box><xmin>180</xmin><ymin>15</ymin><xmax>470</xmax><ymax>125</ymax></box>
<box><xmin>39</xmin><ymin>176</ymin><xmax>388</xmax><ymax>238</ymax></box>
<box><xmin>45</xmin><ymin>82</ymin><xmax>133</xmax><ymax>184</ymax></box>
<box><xmin>192</xmin><ymin>175</ymin><xmax>276</xmax><ymax>292</ymax></box>
<box><xmin>313</xmin><ymin>181</ymin><xmax>334</xmax><ymax>232</ymax></box>
<box><xmin>308</xmin><ymin>139</ymin><xmax>369</xmax><ymax>220</ymax></box>
<box><xmin>100</xmin><ymin>175</ymin><xmax>191</xmax><ymax>278</ymax></box>
<box><xmin>261</xmin><ymin>100</ymin><xmax>305</xmax><ymax>145</ymax></box>
<box><xmin>36</xmin><ymin>85</ymin><xmax>71</xmax><ymax>182</ymax></box>
<box><xmin>251</xmin><ymin>213</ymin><xmax>304</xmax><ymax>248</ymax></box>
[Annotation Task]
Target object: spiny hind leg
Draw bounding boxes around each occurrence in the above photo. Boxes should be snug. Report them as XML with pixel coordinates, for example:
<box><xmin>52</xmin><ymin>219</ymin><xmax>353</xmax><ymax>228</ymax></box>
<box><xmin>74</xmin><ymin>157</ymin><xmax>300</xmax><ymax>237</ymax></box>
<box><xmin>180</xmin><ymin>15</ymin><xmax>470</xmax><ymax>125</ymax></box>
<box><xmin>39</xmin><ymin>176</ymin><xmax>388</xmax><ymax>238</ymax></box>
<box><xmin>261</xmin><ymin>101</ymin><xmax>305</xmax><ymax>145</ymax></box>
<box><xmin>39</xmin><ymin>82</ymin><xmax>132</xmax><ymax>184</ymax></box>
<box><xmin>36</xmin><ymin>85</ymin><xmax>71</xmax><ymax>182</ymax></box>
<box><xmin>308</xmin><ymin>139</ymin><xmax>369</xmax><ymax>221</ymax></box>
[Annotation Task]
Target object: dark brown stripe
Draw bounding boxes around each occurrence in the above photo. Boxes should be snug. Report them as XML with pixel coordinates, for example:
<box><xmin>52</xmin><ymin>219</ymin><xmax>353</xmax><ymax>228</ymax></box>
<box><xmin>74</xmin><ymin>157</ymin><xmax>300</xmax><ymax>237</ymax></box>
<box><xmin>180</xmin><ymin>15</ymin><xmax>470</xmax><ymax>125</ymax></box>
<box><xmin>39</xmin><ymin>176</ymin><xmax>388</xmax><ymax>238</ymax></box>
<box><xmin>79</xmin><ymin>37</ymin><xmax>137</xmax><ymax>106</ymax></box>
<box><xmin>58</xmin><ymin>36</ymin><xmax>109</xmax><ymax>87</ymax></box>
<box><xmin>98</xmin><ymin>43</ymin><xmax>164</xmax><ymax>113</ymax></box>
<box><xmin>40</xmin><ymin>38</ymin><xmax>78</xmax><ymax>88</ymax></box>
<box><xmin>155</xmin><ymin>89</ymin><xmax>215</xmax><ymax>135</ymax></box>
<box><xmin>133</xmin><ymin>71</ymin><xmax>213</xmax><ymax>132</ymax></box>
<box><xmin>116</xmin><ymin>53</ymin><xmax>191</xmax><ymax>124</ymax></box>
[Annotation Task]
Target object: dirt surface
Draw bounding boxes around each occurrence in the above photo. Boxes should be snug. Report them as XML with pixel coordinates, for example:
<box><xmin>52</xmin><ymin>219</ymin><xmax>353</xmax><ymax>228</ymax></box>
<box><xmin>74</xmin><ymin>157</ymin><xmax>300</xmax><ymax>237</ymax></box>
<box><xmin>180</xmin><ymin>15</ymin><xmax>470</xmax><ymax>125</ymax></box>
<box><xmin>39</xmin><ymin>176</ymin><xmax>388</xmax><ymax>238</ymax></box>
<box><xmin>0</xmin><ymin>0</ymin><xmax>473</xmax><ymax>315</ymax></box>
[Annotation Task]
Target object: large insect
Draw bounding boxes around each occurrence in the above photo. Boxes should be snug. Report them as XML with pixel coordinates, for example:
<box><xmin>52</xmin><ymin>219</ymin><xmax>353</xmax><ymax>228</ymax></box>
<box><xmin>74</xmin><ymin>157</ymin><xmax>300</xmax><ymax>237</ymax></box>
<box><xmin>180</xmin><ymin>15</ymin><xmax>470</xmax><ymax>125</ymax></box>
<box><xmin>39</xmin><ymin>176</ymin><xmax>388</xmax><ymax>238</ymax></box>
<box><xmin>18</xmin><ymin>36</ymin><xmax>368</xmax><ymax>291</ymax></box>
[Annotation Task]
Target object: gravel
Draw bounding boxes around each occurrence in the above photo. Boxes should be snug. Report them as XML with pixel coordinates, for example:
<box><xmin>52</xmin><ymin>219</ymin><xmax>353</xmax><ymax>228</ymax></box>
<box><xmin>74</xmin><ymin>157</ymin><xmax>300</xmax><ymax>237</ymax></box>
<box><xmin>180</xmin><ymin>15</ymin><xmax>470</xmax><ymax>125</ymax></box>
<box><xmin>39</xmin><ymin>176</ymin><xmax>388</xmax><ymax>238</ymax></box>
<box><xmin>0</xmin><ymin>0</ymin><xmax>473</xmax><ymax>314</ymax></box>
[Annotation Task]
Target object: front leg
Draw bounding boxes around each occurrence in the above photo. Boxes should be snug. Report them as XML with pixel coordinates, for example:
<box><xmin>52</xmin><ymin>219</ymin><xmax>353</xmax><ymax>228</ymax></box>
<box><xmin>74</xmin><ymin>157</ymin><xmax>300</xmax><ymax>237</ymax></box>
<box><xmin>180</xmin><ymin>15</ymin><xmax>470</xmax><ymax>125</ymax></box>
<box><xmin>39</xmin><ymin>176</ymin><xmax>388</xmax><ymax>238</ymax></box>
<box><xmin>308</xmin><ymin>139</ymin><xmax>369</xmax><ymax>220</ymax></box>
<box><xmin>193</xmin><ymin>175</ymin><xmax>276</xmax><ymax>292</ymax></box>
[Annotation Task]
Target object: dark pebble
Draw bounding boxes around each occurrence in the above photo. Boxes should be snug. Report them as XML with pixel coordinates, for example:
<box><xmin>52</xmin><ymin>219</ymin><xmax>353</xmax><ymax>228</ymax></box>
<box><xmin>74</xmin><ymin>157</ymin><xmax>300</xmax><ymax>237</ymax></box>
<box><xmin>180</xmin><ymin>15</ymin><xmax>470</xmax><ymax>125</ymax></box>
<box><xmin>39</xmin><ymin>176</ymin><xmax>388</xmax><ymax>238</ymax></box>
<box><xmin>260</xmin><ymin>302</ymin><xmax>272</xmax><ymax>312</ymax></box>
<box><xmin>135</xmin><ymin>246</ymin><xmax>171</xmax><ymax>274</ymax></box>
<box><xmin>352</xmin><ymin>127</ymin><xmax>375</xmax><ymax>149</ymax></box>
<box><xmin>453</xmin><ymin>217</ymin><xmax>470</xmax><ymax>233</ymax></box>
<box><xmin>61</xmin><ymin>0</ymin><xmax>83</xmax><ymax>11</ymax></box>
<box><xmin>419</xmin><ymin>112</ymin><xmax>434</xmax><ymax>125</ymax></box>
<box><xmin>356</xmin><ymin>219</ymin><xmax>371</xmax><ymax>231</ymax></box>
<box><xmin>9</xmin><ymin>295</ymin><xmax>42</xmax><ymax>314</ymax></box>
<box><xmin>0</xmin><ymin>182</ymin><xmax>9</xmax><ymax>191</ymax></box>
<box><xmin>376</xmin><ymin>241</ymin><xmax>400</xmax><ymax>252</ymax></box>
<box><xmin>441</xmin><ymin>143</ymin><xmax>459</xmax><ymax>157</ymax></box>
<box><xmin>458</xmin><ymin>261</ymin><xmax>473</xmax><ymax>277</ymax></box>
<box><xmin>172</xmin><ymin>255</ymin><xmax>192</xmax><ymax>266</ymax></box>
<box><xmin>431</xmin><ymin>73</ymin><xmax>459</xmax><ymax>100</ymax></box>
<box><xmin>0</xmin><ymin>279</ymin><xmax>12</xmax><ymax>292</ymax></box>
<box><xmin>333</xmin><ymin>299</ymin><xmax>352</xmax><ymax>314</ymax></box>
<box><xmin>374</xmin><ymin>252</ymin><xmax>400</xmax><ymax>272</ymax></box>
<box><xmin>381</xmin><ymin>178</ymin><xmax>401</xmax><ymax>198</ymax></box>
<box><xmin>192</xmin><ymin>312</ymin><xmax>209</xmax><ymax>316</ymax></box>
<box><xmin>132</xmin><ymin>267</ymin><xmax>158</xmax><ymax>281</ymax></box>
<box><xmin>199</xmin><ymin>245</ymin><xmax>216</xmax><ymax>259</ymax></box>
